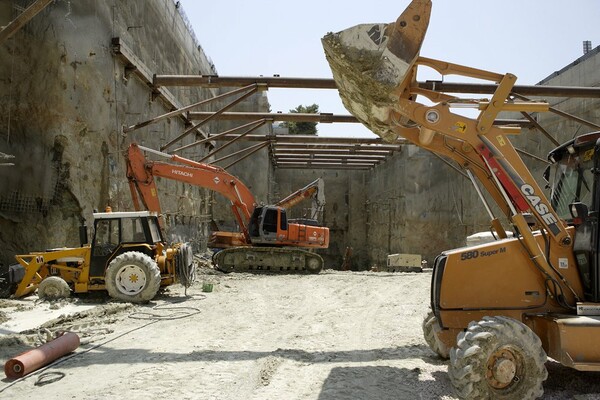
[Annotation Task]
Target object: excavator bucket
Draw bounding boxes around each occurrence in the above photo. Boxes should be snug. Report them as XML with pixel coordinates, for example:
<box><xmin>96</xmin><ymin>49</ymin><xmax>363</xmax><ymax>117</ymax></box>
<box><xmin>322</xmin><ymin>0</ymin><xmax>431</xmax><ymax>142</ymax></box>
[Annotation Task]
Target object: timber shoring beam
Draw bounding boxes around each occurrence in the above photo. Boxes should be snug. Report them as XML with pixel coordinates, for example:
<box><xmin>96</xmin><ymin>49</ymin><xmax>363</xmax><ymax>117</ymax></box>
<box><xmin>0</xmin><ymin>0</ymin><xmax>53</xmax><ymax>44</ymax></box>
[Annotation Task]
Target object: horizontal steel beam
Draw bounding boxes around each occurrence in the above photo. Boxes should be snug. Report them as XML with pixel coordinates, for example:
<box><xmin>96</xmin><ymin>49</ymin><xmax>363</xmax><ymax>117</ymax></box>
<box><xmin>276</xmin><ymin>164</ymin><xmax>372</xmax><ymax>170</ymax></box>
<box><xmin>274</xmin><ymin>153</ymin><xmax>387</xmax><ymax>159</ymax></box>
<box><xmin>189</xmin><ymin>111</ymin><xmax>357</xmax><ymax>123</ymax></box>
<box><xmin>212</xmin><ymin>134</ymin><xmax>406</xmax><ymax>145</ymax></box>
<box><xmin>155</xmin><ymin>75</ymin><xmax>337</xmax><ymax>89</ymax></box>
<box><xmin>273</xmin><ymin>148</ymin><xmax>394</xmax><ymax>155</ymax></box>
<box><xmin>272</xmin><ymin>142</ymin><xmax>402</xmax><ymax>151</ymax></box>
<box><xmin>418</xmin><ymin>81</ymin><xmax>600</xmax><ymax>98</ymax></box>
<box><xmin>154</xmin><ymin>74</ymin><xmax>600</xmax><ymax>98</ymax></box>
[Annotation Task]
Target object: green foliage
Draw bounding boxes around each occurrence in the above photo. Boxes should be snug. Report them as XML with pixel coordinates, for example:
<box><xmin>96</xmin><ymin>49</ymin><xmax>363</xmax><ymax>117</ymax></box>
<box><xmin>282</xmin><ymin>104</ymin><xmax>319</xmax><ymax>135</ymax></box>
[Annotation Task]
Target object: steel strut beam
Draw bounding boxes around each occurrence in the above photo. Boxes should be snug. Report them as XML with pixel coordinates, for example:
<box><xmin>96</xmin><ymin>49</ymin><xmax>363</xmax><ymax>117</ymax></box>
<box><xmin>161</xmin><ymin>84</ymin><xmax>259</xmax><ymax>151</ymax></box>
<box><xmin>153</xmin><ymin>75</ymin><xmax>600</xmax><ymax>98</ymax></box>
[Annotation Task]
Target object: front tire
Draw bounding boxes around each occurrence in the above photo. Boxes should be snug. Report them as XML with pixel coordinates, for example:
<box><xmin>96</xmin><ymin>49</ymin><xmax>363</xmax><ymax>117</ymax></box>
<box><xmin>449</xmin><ymin>316</ymin><xmax>547</xmax><ymax>400</ymax></box>
<box><xmin>422</xmin><ymin>311</ymin><xmax>450</xmax><ymax>359</ymax></box>
<box><xmin>105</xmin><ymin>252</ymin><xmax>161</xmax><ymax>303</ymax></box>
<box><xmin>38</xmin><ymin>276</ymin><xmax>71</xmax><ymax>300</ymax></box>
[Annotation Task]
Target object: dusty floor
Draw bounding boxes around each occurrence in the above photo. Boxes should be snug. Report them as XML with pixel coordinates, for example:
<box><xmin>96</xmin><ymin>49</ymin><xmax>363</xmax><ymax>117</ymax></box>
<box><xmin>1</xmin><ymin>269</ymin><xmax>600</xmax><ymax>399</ymax></box>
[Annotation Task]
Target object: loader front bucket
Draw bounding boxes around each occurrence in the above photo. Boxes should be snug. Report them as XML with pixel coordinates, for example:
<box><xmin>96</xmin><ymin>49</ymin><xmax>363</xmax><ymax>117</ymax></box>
<box><xmin>322</xmin><ymin>0</ymin><xmax>431</xmax><ymax>142</ymax></box>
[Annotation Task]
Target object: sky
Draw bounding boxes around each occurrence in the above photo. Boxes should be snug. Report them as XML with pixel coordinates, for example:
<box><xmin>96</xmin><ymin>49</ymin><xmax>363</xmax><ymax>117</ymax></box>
<box><xmin>178</xmin><ymin>0</ymin><xmax>599</xmax><ymax>137</ymax></box>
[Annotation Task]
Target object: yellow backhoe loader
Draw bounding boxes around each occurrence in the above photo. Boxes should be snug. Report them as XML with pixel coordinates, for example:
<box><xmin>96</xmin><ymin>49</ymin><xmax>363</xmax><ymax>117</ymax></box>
<box><xmin>323</xmin><ymin>0</ymin><xmax>600</xmax><ymax>398</ymax></box>
<box><xmin>0</xmin><ymin>210</ymin><xmax>194</xmax><ymax>303</ymax></box>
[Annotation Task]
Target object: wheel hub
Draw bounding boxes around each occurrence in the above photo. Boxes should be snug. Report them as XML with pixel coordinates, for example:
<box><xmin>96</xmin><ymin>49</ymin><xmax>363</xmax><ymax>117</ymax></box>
<box><xmin>486</xmin><ymin>348</ymin><xmax>519</xmax><ymax>389</ymax></box>
<box><xmin>115</xmin><ymin>264</ymin><xmax>146</xmax><ymax>295</ymax></box>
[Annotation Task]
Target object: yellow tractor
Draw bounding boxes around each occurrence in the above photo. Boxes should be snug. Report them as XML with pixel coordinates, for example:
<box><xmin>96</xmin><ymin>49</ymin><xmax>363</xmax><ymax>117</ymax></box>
<box><xmin>0</xmin><ymin>210</ymin><xmax>193</xmax><ymax>303</ymax></box>
<box><xmin>323</xmin><ymin>0</ymin><xmax>600</xmax><ymax>398</ymax></box>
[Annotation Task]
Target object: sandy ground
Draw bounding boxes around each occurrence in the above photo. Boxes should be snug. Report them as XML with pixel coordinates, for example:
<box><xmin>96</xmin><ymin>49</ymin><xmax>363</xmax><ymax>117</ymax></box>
<box><xmin>1</xmin><ymin>269</ymin><xmax>600</xmax><ymax>399</ymax></box>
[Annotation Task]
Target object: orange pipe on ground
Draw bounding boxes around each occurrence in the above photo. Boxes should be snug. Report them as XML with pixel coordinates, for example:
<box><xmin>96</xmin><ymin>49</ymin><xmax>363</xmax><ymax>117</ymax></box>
<box><xmin>4</xmin><ymin>332</ymin><xmax>80</xmax><ymax>379</ymax></box>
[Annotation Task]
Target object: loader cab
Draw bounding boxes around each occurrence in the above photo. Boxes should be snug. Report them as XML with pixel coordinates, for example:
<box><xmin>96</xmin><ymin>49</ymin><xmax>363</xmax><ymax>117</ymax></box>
<box><xmin>248</xmin><ymin>206</ymin><xmax>287</xmax><ymax>244</ymax></box>
<box><xmin>89</xmin><ymin>211</ymin><xmax>163</xmax><ymax>277</ymax></box>
<box><xmin>548</xmin><ymin>132</ymin><xmax>600</xmax><ymax>301</ymax></box>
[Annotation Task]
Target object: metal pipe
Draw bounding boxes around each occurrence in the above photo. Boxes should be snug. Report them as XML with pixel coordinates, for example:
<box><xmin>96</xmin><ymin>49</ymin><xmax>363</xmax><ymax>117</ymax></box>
<box><xmin>153</xmin><ymin>75</ymin><xmax>600</xmax><ymax>98</ymax></box>
<box><xmin>420</xmin><ymin>81</ymin><xmax>600</xmax><ymax>98</ymax></box>
<box><xmin>520</xmin><ymin>112</ymin><xmax>560</xmax><ymax>147</ymax></box>
<box><xmin>189</xmin><ymin>111</ymin><xmax>358</xmax><ymax>123</ymax></box>
<box><xmin>161</xmin><ymin>84</ymin><xmax>259</xmax><ymax>151</ymax></box>
<box><xmin>211</xmin><ymin>142</ymin><xmax>270</xmax><ymax>164</ymax></box>
<box><xmin>224</xmin><ymin>141</ymin><xmax>271</xmax><ymax>169</ymax></box>
<box><xmin>512</xmin><ymin>93</ymin><xmax>600</xmax><ymax>131</ymax></box>
<box><xmin>172</xmin><ymin>119</ymin><xmax>267</xmax><ymax>153</ymax></box>
<box><xmin>200</xmin><ymin>120</ymin><xmax>268</xmax><ymax>162</ymax></box>
<box><xmin>123</xmin><ymin>84</ymin><xmax>259</xmax><ymax>134</ymax></box>
<box><xmin>4</xmin><ymin>332</ymin><xmax>80</xmax><ymax>379</ymax></box>
<box><xmin>466</xmin><ymin>169</ymin><xmax>495</xmax><ymax>220</ymax></box>
<box><xmin>154</xmin><ymin>75</ymin><xmax>338</xmax><ymax>89</ymax></box>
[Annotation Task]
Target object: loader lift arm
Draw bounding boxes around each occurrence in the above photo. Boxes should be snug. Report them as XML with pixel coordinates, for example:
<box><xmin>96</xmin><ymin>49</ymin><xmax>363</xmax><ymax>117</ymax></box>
<box><xmin>126</xmin><ymin>143</ymin><xmax>257</xmax><ymax>241</ymax></box>
<box><xmin>322</xmin><ymin>0</ymin><xmax>578</xmax><ymax>302</ymax></box>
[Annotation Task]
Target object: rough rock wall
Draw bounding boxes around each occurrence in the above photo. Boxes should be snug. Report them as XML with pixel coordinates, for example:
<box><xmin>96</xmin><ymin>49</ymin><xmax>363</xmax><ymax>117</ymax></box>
<box><xmin>0</xmin><ymin>0</ymin><xmax>223</xmax><ymax>265</ymax></box>
<box><xmin>364</xmin><ymin>147</ymin><xmax>495</xmax><ymax>267</ymax></box>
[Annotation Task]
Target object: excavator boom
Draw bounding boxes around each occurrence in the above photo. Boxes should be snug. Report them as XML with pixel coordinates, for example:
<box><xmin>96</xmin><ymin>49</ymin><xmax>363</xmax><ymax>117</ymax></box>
<box><xmin>125</xmin><ymin>143</ymin><xmax>329</xmax><ymax>273</ymax></box>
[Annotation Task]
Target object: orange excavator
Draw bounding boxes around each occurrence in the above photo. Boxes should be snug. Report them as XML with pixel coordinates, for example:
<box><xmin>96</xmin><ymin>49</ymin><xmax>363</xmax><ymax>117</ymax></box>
<box><xmin>126</xmin><ymin>143</ymin><xmax>329</xmax><ymax>273</ymax></box>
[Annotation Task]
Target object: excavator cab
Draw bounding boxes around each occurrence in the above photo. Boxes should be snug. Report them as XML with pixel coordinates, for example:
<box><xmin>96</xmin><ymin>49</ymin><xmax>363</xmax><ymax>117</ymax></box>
<box><xmin>248</xmin><ymin>206</ymin><xmax>287</xmax><ymax>244</ymax></box>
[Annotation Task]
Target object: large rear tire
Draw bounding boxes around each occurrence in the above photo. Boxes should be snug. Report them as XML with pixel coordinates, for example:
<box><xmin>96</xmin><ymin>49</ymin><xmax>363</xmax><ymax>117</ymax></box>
<box><xmin>38</xmin><ymin>276</ymin><xmax>71</xmax><ymax>300</ymax></box>
<box><xmin>422</xmin><ymin>311</ymin><xmax>449</xmax><ymax>359</ymax></box>
<box><xmin>105</xmin><ymin>252</ymin><xmax>161</xmax><ymax>303</ymax></box>
<box><xmin>449</xmin><ymin>316</ymin><xmax>547</xmax><ymax>400</ymax></box>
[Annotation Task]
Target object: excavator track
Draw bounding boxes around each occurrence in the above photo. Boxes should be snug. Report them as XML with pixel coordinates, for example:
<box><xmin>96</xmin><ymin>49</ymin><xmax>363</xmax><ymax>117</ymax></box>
<box><xmin>213</xmin><ymin>247</ymin><xmax>323</xmax><ymax>274</ymax></box>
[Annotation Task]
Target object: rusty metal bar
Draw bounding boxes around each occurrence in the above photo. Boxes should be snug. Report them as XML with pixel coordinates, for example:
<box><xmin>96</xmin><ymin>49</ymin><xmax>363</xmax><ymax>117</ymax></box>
<box><xmin>275</xmin><ymin>153</ymin><xmax>387</xmax><ymax>160</ymax></box>
<box><xmin>123</xmin><ymin>84</ymin><xmax>259</xmax><ymax>134</ymax></box>
<box><xmin>200</xmin><ymin>120</ymin><xmax>268</xmax><ymax>162</ymax></box>
<box><xmin>173</xmin><ymin>119</ymin><xmax>266</xmax><ymax>154</ymax></box>
<box><xmin>520</xmin><ymin>112</ymin><xmax>560</xmax><ymax>147</ymax></box>
<box><xmin>161</xmin><ymin>84</ymin><xmax>259</xmax><ymax>151</ymax></box>
<box><xmin>420</xmin><ymin>81</ymin><xmax>600</xmax><ymax>98</ymax></box>
<box><xmin>512</xmin><ymin>93</ymin><xmax>600</xmax><ymax>131</ymax></box>
<box><xmin>210</xmin><ymin>134</ymin><xmax>406</xmax><ymax>145</ymax></box>
<box><xmin>274</xmin><ymin>148</ymin><xmax>394</xmax><ymax>156</ymax></box>
<box><xmin>189</xmin><ymin>111</ymin><xmax>357</xmax><ymax>123</ymax></box>
<box><xmin>211</xmin><ymin>142</ymin><xmax>270</xmax><ymax>164</ymax></box>
<box><xmin>189</xmin><ymin>111</ymin><xmax>528</xmax><ymax>127</ymax></box>
<box><xmin>154</xmin><ymin>75</ymin><xmax>338</xmax><ymax>89</ymax></box>
<box><xmin>0</xmin><ymin>0</ymin><xmax>53</xmax><ymax>44</ymax></box>
<box><xmin>224</xmin><ymin>141</ymin><xmax>271</xmax><ymax>169</ymax></box>
<box><xmin>515</xmin><ymin>147</ymin><xmax>551</xmax><ymax>165</ymax></box>
<box><xmin>276</xmin><ymin>162</ymin><xmax>373</xmax><ymax>170</ymax></box>
<box><xmin>273</xmin><ymin>142</ymin><xmax>402</xmax><ymax>151</ymax></box>
<box><xmin>153</xmin><ymin>75</ymin><xmax>600</xmax><ymax>98</ymax></box>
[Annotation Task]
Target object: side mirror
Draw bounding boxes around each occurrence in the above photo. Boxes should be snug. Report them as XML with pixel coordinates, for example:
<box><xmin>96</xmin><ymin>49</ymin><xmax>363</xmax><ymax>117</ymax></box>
<box><xmin>543</xmin><ymin>165</ymin><xmax>550</xmax><ymax>184</ymax></box>
<box><xmin>570</xmin><ymin>202</ymin><xmax>589</xmax><ymax>224</ymax></box>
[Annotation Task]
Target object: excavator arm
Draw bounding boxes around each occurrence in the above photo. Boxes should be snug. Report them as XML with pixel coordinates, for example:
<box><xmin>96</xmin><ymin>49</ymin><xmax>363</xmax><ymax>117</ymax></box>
<box><xmin>322</xmin><ymin>0</ymin><xmax>575</xmax><ymax>295</ymax></box>
<box><xmin>126</xmin><ymin>143</ymin><xmax>257</xmax><ymax>241</ymax></box>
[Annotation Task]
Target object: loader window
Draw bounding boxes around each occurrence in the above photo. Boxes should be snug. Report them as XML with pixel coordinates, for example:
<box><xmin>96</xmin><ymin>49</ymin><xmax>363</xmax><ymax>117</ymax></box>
<box><xmin>551</xmin><ymin>153</ymin><xmax>594</xmax><ymax>221</ymax></box>
<box><xmin>93</xmin><ymin>219</ymin><xmax>119</xmax><ymax>256</ymax></box>
<box><xmin>122</xmin><ymin>217</ymin><xmax>145</xmax><ymax>243</ymax></box>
